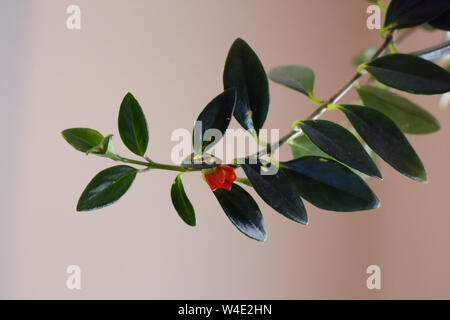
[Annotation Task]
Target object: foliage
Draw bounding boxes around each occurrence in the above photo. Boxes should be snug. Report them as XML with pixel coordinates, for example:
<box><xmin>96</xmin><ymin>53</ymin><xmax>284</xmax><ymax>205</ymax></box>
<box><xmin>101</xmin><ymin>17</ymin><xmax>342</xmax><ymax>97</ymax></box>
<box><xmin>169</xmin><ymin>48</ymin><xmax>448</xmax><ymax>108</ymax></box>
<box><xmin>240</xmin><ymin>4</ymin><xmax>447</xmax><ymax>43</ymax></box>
<box><xmin>63</xmin><ymin>1</ymin><xmax>450</xmax><ymax>241</ymax></box>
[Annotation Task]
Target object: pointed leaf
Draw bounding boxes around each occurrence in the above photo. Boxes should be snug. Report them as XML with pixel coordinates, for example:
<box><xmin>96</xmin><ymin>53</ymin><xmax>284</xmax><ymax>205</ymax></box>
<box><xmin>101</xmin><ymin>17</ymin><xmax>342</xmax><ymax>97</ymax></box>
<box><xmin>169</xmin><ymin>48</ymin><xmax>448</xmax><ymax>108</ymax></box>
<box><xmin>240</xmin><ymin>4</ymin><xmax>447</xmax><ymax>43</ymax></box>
<box><xmin>242</xmin><ymin>161</ymin><xmax>308</xmax><ymax>225</ymax></box>
<box><xmin>118</xmin><ymin>92</ymin><xmax>149</xmax><ymax>156</ymax></box>
<box><xmin>289</xmin><ymin>134</ymin><xmax>378</xmax><ymax>180</ymax></box>
<box><xmin>337</xmin><ymin>104</ymin><xmax>427</xmax><ymax>182</ymax></box>
<box><xmin>171</xmin><ymin>174</ymin><xmax>196</xmax><ymax>226</ymax></box>
<box><xmin>62</xmin><ymin>128</ymin><xmax>104</xmax><ymax>153</ymax></box>
<box><xmin>193</xmin><ymin>89</ymin><xmax>236</xmax><ymax>153</ymax></box>
<box><xmin>214</xmin><ymin>183</ymin><xmax>266</xmax><ymax>241</ymax></box>
<box><xmin>282</xmin><ymin>157</ymin><xmax>380</xmax><ymax>212</ymax></box>
<box><xmin>223</xmin><ymin>38</ymin><xmax>270</xmax><ymax>136</ymax></box>
<box><xmin>384</xmin><ymin>0</ymin><xmax>450</xmax><ymax>30</ymax></box>
<box><xmin>365</xmin><ymin>54</ymin><xmax>450</xmax><ymax>94</ymax></box>
<box><xmin>268</xmin><ymin>65</ymin><xmax>315</xmax><ymax>99</ymax></box>
<box><xmin>357</xmin><ymin>85</ymin><xmax>440</xmax><ymax>134</ymax></box>
<box><xmin>77</xmin><ymin>165</ymin><xmax>138</xmax><ymax>211</ymax></box>
<box><xmin>295</xmin><ymin>120</ymin><xmax>382</xmax><ymax>179</ymax></box>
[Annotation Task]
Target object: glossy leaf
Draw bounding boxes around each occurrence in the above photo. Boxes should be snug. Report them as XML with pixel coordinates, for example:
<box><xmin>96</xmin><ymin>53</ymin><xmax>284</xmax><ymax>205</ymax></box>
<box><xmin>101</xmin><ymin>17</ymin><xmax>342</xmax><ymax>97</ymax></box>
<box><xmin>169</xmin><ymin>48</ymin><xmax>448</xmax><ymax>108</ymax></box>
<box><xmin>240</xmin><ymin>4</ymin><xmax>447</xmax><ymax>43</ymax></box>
<box><xmin>223</xmin><ymin>38</ymin><xmax>270</xmax><ymax>136</ymax></box>
<box><xmin>77</xmin><ymin>165</ymin><xmax>138</xmax><ymax>211</ymax></box>
<box><xmin>295</xmin><ymin>120</ymin><xmax>382</xmax><ymax>179</ymax></box>
<box><xmin>384</xmin><ymin>0</ymin><xmax>450</xmax><ymax>30</ymax></box>
<box><xmin>352</xmin><ymin>47</ymin><xmax>376</xmax><ymax>67</ymax></box>
<box><xmin>242</xmin><ymin>161</ymin><xmax>308</xmax><ymax>225</ymax></box>
<box><xmin>282</xmin><ymin>157</ymin><xmax>380</xmax><ymax>212</ymax></box>
<box><xmin>289</xmin><ymin>134</ymin><xmax>377</xmax><ymax>180</ymax></box>
<box><xmin>268</xmin><ymin>65</ymin><xmax>316</xmax><ymax>99</ymax></box>
<box><xmin>171</xmin><ymin>174</ymin><xmax>196</xmax><ymax>226</ymax></box>
<box><xmin>193</xmin><ymin>89</ymin><xmax>236</xmax><ymax>153</ymax></box>
<box><xmin>337</xmin><ymin>104</ymin><xmax>427</xmax><ymax>182</ymax></box>
<box><xmin>118</xmin><ymin>92</ymin><xmax>149</xmax><ymax>156</ymax></box>
<box><xmin>62</xmin><ymin>128</ymin><xmax>104</xmax><ymax>153</ymax></box>
<box><xmin>357</xmin><ymin>85</ymin><xmax>440</xmax><ymax>134</ymax></box>
<box><xmin>214</xmin><ymin>183</ymin><xmax>266</xmax><ymax>241</ymax></box>
<box><xmin>365</xmin><ymin>54</ymin><xmax>450</xmax><ymax>94</ymax></box>
<box><xmin>429</xmin><ymin>10</ymin><xmax>450</xmax><ymax>31</ymax></box>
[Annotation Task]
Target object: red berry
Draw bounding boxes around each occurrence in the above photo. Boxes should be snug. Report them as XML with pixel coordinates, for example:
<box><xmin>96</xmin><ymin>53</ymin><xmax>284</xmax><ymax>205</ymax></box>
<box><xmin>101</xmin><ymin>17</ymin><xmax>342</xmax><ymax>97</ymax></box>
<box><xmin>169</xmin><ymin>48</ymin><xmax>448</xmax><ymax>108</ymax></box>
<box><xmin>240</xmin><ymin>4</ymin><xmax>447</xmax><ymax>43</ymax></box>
<box><xmin>204</xmin><ymin>165</ymin><xmax>237</xmax><ymax>191</ymax></box>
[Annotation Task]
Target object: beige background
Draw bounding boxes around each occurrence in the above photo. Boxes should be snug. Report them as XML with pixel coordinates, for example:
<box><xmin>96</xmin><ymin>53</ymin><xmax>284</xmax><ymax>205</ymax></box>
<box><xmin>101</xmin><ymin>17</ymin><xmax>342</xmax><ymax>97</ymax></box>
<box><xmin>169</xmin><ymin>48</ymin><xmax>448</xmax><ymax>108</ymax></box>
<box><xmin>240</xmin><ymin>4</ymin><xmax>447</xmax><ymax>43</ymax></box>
<box><xmin>1</xmin><ymin>0</ymin><xmax>449</xmax><ymax>299</ymax></box>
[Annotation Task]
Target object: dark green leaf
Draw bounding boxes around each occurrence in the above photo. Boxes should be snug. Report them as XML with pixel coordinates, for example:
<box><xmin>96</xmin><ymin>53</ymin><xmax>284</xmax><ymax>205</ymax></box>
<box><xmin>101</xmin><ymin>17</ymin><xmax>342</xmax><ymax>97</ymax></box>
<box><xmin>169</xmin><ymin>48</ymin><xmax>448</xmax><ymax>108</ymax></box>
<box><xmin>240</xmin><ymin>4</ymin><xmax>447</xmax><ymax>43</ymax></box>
<box><xmin>357</xmin><ymin>85</ymin><xmax>440</xmax><ymax>134</ymax></box>
<box><xmin>223</xmin><ymin>38</ymin><xmax>270</xmax><ymax>136</ymax></box>
<box><xmin>193</xmin><ymin>89</ymin><xmax>236</xmax><ymax>153</ymax></box>
<box><xmin>214</xmin><ymin>183</ymin><xmax>266</xmax><ymax>241</ymax></box>
<box><xmin>242</xmin><ymin>161</ymin><xmax>308</xmax><ymax>225</ymax></box>
<box><xmin>118</xmin><ymin>92</ymin><xmax>149</xmax><ymax>156</ymax></box>
<box><xmin>296</xmin><ymin>120</ymin><xmax>382</xmax><ymax>179</ymax></box>
<box><xmin>365</xmin><ymin>54</ymin><xmax>450</xmax><ymax>94</ymax></box>
<box><xmin>282</xmin><ymin>157</ymin><xmax>380</xmax><ymax>212</ymax></box>
<box><xmin>171</xmin><ymin>174</ymin><xmax>196</xmax><ymax>226</ymax></box>
<box><xmin>62</xmin><ymin>128</ymin><xmax>104</xmax><ymax>153</ymax></box>
<box><xmin>289</xmin><ymin>133</ymin><xmax>378</xmax><ymax>180</ymax></box>
<box><xmin>384</xmin><ymin>0</ymin><xmax>450</xmax><ymax>30</ymax></box>
<box><xmin>352</xmin><ymin>47</ymin><xmax>377</xmax><ymax>67</ymax></box>
<box><xmin>268</xmin><ymin>65</ymin><xmax>315</xmax><ymax>99</ymax></box>
<box><xmin>429</xmin><ymin>10</ymin><xmax>450</xmax><ymax>31</ymax></box>
<box><xmin>337</xmin><ymin>104</ymin><xmax>427</xmax><ymax>182</ymax></box>
<box><xmin>77</xmin><ymin>165</ymin><xmax>138</xmax><ymax>211</ymax></box>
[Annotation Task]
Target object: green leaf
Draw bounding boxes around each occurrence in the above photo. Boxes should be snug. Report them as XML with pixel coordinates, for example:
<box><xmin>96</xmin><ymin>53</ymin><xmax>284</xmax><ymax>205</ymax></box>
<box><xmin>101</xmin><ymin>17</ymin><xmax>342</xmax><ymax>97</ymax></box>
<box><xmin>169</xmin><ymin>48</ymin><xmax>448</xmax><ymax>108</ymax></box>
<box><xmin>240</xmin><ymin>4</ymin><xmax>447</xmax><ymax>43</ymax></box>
<box><xmin>62</xmin><ymin>128</ymin><xmax>104</xmax><ymax>153</ymax></box>
<box><xmin>289</xmin><ymin>134</ymin><xmax>377</xmax><ymax>180</ymax></box>
<box><xmin>77</xmin><ymin>165</ymin><xmax>138</xmax><ymax>211</ymax></box>
<box><xmin>223</xmin><ymin>38</ymin><xmax>270</xmax><ymax>137</ymax></box>
<box><xmin>85</xmin><ymin>134</ymin><xmax>120</xmax><ymax>160</ymax></box>
<box><xmin>365</xmin><ymin>54</ymin><xmax>450</xmax><ymax>95</ymax></box>
<box><xmin>242</xmin><ymin>161</ymin><xmax>308</xmax><ymax>225</ymax></box>
<box><xmin>118</xmin><ymin>92</ymin><xmax>149</xmax><ymax>156</ymax></box>
<box><xmin>384</xmin><ymin>0</ymin><xmax>450</xmax><ymax>30</ymax></box>
<box><xmin>357</xmin><ymin>85</ymin><xmax>440</xmax><ymax>134</ymax></box>
<box><xmin>171</xmin><ymin>174</ymin><xmax>196</xmax><ymax>226</ymax></box>
<box><xmin>352</xmin><ymin>47</ymin><xmax>377</xmax><ymax>67</ymax></box>
<box><xmin>295</xmin><ymin>120</ymin><xmax>382</xmax><ymax>179</ymax></box>
<box><xmin>268</xmin><ymin>65</ymin><xmax>316</xmax><ymax>100</ymax></box>
<box><xmin>282</xmin><ymin>157</ymin><xmax>380</xmax><ymax>212</ymax></box>
<box><xmin>429</xmin><ymin>10</ymin><xmax>450</xmax><ymax>30</ymax></box>
<box><xmin>288</xmin><ymin>134</ymin><xmax>329</xmax><ymax>159</ymax></box>
<box><xmin>193</xmin><ymin>89</ymin><xmax>236</xmax><ymax>153</ymax></box>
<box><xmin>214</xmin><ymin>183</ymin><xmax>266</xmax><ymax>241</ymax></box>
<box><xmin>337</xmin><ymin>104</ymin><xmax>427</xmax><ymax>182</ymax></box>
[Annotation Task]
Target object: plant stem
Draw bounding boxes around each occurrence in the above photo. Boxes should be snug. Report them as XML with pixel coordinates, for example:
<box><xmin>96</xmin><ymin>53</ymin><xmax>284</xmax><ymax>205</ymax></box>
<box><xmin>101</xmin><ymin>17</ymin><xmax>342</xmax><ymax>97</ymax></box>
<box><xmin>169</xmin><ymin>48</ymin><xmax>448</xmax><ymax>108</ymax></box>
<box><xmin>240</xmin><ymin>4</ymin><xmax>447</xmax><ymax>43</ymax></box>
<box><xmin>116</xmin><ymin>155</ymin><xmax>191</xmax><ymax>172</ymax></box>
<box><xmin>255</xmin><ymin>30</ymin><xmax>395</xmax><ymax>158</ymax></box>
<box><xmin>114</xmin><ymin>29</ymin><xmax>407</xmax><ymax>172</ymax></box>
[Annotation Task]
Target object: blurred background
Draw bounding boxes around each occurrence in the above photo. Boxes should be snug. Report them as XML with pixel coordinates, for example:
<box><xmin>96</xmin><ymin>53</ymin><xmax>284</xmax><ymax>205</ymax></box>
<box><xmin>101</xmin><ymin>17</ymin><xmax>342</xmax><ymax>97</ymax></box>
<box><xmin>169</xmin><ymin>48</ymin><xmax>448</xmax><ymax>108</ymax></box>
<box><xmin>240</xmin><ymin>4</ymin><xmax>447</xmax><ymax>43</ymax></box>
<box><xmin>1</xmin><ymin>0</ymin><xmax>449</xmax><ymax>299</ymax></box>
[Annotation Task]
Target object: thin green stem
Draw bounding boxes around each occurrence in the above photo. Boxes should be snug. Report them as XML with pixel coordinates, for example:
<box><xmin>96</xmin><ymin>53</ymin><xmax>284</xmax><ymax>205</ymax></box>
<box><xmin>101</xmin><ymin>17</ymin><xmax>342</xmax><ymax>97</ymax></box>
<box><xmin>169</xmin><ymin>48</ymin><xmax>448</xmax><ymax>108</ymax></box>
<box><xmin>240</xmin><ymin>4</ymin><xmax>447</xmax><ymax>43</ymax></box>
<box><xmin>112</xmin><ymin>29</ymin><xmax>409</xmax><ymax>172</ymax></box>
<box><xmin>115</xmin><ymin>155</ymin><xmax>193</xmax><ymax>172</ymax></box>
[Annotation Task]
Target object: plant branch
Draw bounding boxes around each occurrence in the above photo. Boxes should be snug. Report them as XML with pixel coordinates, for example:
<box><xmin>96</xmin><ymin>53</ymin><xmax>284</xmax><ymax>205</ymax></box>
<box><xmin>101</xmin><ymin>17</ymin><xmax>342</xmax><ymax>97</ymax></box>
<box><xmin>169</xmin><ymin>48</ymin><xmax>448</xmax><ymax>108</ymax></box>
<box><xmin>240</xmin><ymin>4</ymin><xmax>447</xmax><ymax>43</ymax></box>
<box><xmin>256</xmin><ymin>30</ymin><xmax>395</xmax><ymax>158</ymax></box>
